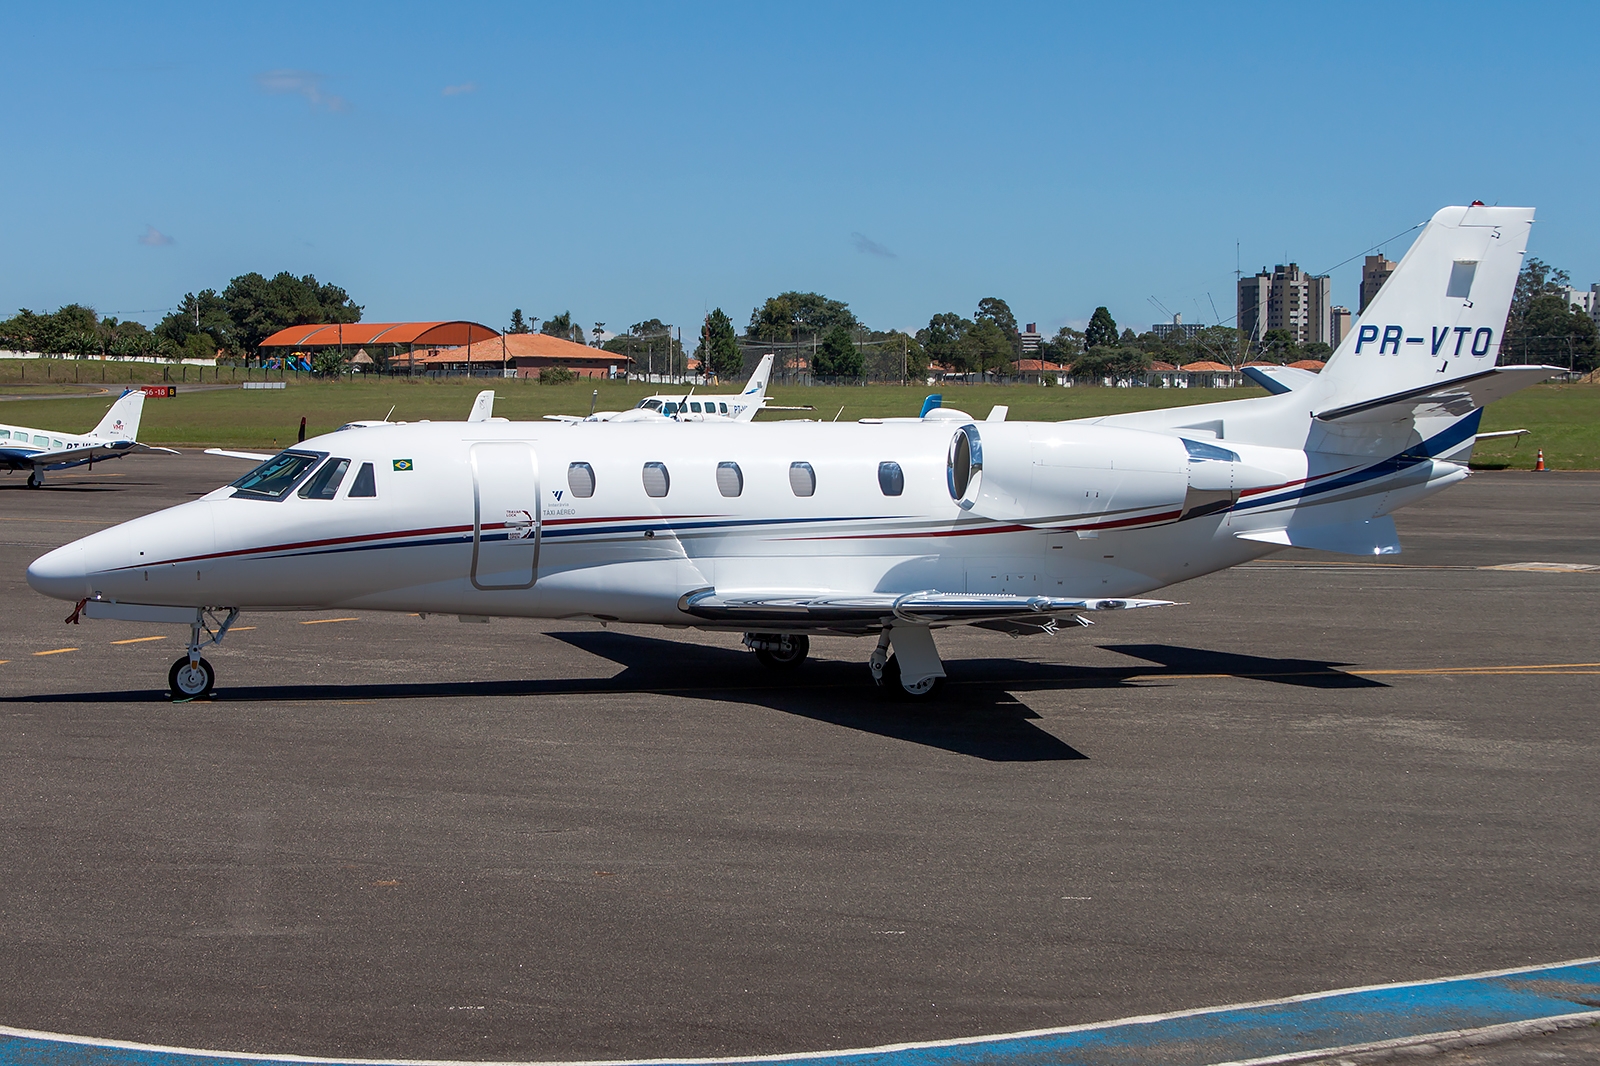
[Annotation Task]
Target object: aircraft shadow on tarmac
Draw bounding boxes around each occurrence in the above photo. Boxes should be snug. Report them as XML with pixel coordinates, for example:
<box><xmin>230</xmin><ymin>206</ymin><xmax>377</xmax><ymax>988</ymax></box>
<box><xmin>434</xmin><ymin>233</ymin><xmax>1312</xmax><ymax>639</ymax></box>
<box><xmin>3</xmin><ymin>631</ymin><xmax>1385</xmax><ymax>763</ymax></box>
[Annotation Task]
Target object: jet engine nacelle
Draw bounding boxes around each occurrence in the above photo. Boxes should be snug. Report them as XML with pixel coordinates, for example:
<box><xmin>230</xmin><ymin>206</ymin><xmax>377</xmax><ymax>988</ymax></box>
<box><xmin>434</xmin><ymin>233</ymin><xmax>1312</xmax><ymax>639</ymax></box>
<box><xmin>946</xmin><ymin>423</ymin><xmax>1286</xmax><ymax>528</ymax></box>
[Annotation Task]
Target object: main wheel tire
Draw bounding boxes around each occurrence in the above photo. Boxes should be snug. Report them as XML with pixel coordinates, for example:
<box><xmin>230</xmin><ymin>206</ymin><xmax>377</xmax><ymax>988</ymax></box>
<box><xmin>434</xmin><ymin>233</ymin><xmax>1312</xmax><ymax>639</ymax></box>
<box><xmin>26</xmin><ymin>473</ymin><xmax>42</xmax><ymax>489</ymax></box>
<box><xmin>874</xmin><ymin>654</ymin><xmax>946</xmax><ymax>700</ymax></box>
<box><xmin>753</xmin><ymin>634</ymin><xmax>809</xmax><ymax>670</ymax></box>
<box><xmin>168</xmin><ymin>656</ymin><xmax>215</xmax><ymax>699</ymax></box>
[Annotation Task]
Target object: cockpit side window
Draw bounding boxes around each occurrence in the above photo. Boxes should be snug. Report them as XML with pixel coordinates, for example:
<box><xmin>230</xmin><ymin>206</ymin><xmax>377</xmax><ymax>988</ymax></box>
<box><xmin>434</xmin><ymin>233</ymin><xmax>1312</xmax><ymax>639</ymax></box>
<box><xmin>230</xmin><ymin>450</ymin><xmax>326</xmax><ymax>501</ymax></box>
<box><xmin>347</xmin><ymin>462</ymin><xmax>377</xmax><ymax>498</ymax></box>
<box><xmin>298</xmin><ymin>457</ymin><xmax>351</xmax><ymax>500</ymax></box>
<box><xmin>641</xmin><ymin>399</ymin><xmax>663</xmax><ymax>411</ymax></box>
<box><xmin>662</xmin><ymin>402</ymin><xmax>678</xmax><ymax>416</ymax></box>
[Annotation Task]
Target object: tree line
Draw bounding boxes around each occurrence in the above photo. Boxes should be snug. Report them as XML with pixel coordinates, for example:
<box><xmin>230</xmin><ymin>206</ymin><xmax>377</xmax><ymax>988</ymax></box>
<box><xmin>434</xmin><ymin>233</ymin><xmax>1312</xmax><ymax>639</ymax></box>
<box><xmin>0</xmin><ymin>273</ymin><xmax>360</xmax><ymax>363</ymax></box>
<box><xmin>9</xmin><ymin>256</ymin><xmax>1593</xmax><ymax>378</ymax></box>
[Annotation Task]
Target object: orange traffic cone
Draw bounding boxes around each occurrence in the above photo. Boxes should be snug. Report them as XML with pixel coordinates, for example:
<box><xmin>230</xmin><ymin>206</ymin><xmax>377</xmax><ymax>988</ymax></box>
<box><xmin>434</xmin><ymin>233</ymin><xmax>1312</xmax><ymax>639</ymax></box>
<box><xmin>1535</xmin><ymin>449</ymin><xmax>1546</xmax><ymax>472</ymax></box>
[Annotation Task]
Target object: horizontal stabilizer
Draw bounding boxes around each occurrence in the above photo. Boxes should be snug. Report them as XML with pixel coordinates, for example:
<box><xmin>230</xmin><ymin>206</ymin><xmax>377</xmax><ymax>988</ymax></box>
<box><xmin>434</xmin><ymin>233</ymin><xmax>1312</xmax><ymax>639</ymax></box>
<box><xmin>679</xmin><ymin>587</ymin><xmax>1172</xmax><ymax>627</ymax></box>
<box><xmin>1236</xmin><ymin>516</ymin><xmax>1401</xmax><ymax>556</ymax></box>
<box><xmin>1242</xmin><ymin>365</ymin><xmax>1320</xmax><ymax>395</ymax></box>
<box><xmin>1315</xmin><ymin>366</ymin><xmax>1559</xmax><ymax>423</ymax></box>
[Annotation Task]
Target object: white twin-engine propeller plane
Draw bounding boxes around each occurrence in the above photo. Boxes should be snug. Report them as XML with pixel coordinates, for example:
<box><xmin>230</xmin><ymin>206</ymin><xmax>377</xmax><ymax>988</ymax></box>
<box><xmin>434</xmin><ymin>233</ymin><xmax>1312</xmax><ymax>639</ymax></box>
<box><xmin>28</xmin><ymin>205</ymin><xmax>1559</xmax><ymax>699</ymax></box>
<box><xmin>3</xmin><ymin>389</ymin><xmax>177</xmax><ymax>488</ymax></box>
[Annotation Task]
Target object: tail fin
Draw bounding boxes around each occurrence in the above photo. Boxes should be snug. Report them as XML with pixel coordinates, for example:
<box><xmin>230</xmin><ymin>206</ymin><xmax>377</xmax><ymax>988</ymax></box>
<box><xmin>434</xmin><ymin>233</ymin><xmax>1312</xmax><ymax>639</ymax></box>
<box><xmin>1319</xmin><ymin>205</ymin><xmax>1533</xmax><ymax>407</ymax></box>
<box><xmin>742</xmin><ymin>353</ymin><xmax>775</xmax><ymax>396</ymax></box>
<box><xmin>91</xmin><ymin>390</ymin><xmax>144</xmax><ymax>440</ymax></box>
<box><xmin>467</xmin><ymin>390</ymin><xmax>495</xmax><ymax>422</ymax></box>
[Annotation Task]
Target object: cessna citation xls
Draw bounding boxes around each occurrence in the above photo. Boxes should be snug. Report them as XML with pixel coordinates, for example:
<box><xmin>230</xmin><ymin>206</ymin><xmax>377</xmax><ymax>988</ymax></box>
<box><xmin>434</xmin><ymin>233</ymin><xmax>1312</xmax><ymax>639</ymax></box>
<box><xmin>28</xmin><ymin>205</ymin><xmax>1559</xmax><ymax>699</ymax></box>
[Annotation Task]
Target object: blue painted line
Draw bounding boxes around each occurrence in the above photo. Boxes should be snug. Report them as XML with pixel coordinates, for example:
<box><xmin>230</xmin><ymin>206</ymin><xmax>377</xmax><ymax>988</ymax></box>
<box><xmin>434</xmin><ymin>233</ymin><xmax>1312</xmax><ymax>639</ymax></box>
<box><xmin>2</xmin><ymin>956</ymin><xmax>1598</xmax><ymax>1066</ymax></box>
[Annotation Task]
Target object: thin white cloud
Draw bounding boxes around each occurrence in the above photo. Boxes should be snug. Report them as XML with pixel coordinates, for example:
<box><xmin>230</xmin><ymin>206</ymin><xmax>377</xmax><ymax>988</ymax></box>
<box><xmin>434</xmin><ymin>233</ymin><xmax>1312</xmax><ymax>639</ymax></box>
<box><xmin>442</xmin><ymin>82</ymin><xmax>478</xmax><ymax>97</ymax></box>
<box><xmin>256</xmin><ymin>69</ymin><xmax>350</xmax><ymax>112</ymax></box>
<box><xmin>852</xmin><ymin>232</ymin><xmax>896</xmax><ymax>259</ymax></box>
<box><xmin>138</xmin><ymin>225</ymin><xmax>175</xmax><ymax>247</ymax></box>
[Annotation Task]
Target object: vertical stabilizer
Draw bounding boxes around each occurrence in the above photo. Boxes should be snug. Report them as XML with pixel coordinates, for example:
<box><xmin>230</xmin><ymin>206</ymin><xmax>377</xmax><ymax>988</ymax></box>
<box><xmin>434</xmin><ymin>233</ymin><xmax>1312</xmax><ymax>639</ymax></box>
<box><xmin>1319</xmin><ymin>205</ymin><xmax>1533</xmax><ymax>406</ymax></box>
<box><xmin>742</xmin><ymin>353</ymin><xmax>775</xmax><ymax>396</ymax></box>
<box><xmin>91</xmin><ymin>390</ymin><xmax>145</xmax><ymax>440</ymax></box>
<box><xmin>468</xmin><ymin>390</ymin><xmax>495</xmax><ymax>422</ymax></box>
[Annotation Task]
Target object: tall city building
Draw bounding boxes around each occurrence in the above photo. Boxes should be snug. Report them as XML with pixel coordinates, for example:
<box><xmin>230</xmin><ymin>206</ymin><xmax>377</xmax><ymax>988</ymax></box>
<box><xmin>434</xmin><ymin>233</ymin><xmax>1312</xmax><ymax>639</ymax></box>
<box><xmin>1150</xmin><ymin>313</ymin><xmax>1204</xmax><ymax>341</ymax></box>
<box><xmin>1360</xmin><ymin>254</ymin><xmax>1397</xmax><ymax>312</ymax></box>
<box><xmin>1238</xmin><ymin>263</ymin><xmax>1332</xmax><ymax>346</ymax></box>
<box><xmin>1330</xmin><ymin>306</ymin><xmax>1351</xmax><ymax>348</ymax></box>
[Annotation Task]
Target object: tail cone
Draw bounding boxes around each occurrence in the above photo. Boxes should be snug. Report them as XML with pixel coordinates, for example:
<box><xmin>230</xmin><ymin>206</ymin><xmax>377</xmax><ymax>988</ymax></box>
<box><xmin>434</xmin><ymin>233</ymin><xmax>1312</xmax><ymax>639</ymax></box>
<box><xmin>1535</xmin><ymin>449</ymin><xmax>1546</xmax><ymax>472</ymax></box>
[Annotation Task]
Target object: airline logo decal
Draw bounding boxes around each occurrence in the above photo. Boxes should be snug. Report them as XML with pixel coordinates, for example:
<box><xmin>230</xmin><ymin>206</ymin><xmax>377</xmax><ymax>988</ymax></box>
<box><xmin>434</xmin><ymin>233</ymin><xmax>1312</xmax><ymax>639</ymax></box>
<box><xmin>1356</xmin><ymin>325</ymin><xmax>1493</xmax><ymax>357</ymax></box>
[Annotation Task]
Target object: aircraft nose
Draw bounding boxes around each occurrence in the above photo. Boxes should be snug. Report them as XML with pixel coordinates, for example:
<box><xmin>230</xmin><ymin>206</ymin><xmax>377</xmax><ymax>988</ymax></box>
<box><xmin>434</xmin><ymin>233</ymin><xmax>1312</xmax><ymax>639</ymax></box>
<box><xmin>28</xmin><ymin>542</ymin><xmax>89</xmax><ymax>601</ymax></box>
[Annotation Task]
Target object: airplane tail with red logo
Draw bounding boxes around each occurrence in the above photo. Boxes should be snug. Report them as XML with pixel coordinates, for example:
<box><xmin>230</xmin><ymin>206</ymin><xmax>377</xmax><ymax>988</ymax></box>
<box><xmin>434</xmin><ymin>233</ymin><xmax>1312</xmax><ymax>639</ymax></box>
<box><xmin>90</xmin><ymin>390</ymin><xmax>145</xmax><ymax>441</ymax></box>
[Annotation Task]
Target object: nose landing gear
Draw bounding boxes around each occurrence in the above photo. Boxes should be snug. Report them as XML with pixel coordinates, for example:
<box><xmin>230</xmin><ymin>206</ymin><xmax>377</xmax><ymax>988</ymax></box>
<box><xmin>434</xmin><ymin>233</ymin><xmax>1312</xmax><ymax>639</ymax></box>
<box><xmin>167</xmin><ymin>607</ymin><xmax>239</xmax><ymax>700</ymax></box>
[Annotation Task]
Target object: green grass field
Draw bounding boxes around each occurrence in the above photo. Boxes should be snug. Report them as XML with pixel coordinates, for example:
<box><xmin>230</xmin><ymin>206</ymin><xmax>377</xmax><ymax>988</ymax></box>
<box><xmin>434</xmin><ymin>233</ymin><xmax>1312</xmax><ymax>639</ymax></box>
<box><xmin>2</xmin><ymin>374</ymin><xmax>1595</xmax><ymax>468</ymax></box>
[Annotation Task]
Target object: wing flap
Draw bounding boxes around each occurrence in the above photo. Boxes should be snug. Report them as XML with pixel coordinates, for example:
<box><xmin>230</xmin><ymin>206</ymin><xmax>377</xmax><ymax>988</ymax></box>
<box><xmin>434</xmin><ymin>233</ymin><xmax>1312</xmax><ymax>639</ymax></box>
<box><xmin>1236</xmin><ymin>516</ymin><xmax>1401</xmax><ymax>555</ymax></box>
<box><xmin>678</xmin><ymin>588</ymin><xmax>1172</xmax><ymax>627</ymax></box>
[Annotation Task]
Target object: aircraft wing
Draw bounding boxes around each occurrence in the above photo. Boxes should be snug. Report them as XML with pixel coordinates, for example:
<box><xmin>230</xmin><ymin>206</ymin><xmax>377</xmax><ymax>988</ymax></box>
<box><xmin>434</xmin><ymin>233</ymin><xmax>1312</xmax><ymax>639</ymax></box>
<box><xmin>204</xmin><ymin>447</ymin><xmax>274</xmax><ymax>461</ymax></box>
<box><xmin>21</xmin><ymin>441</ymin><xmax>173</xmax><ymax>467</ymax></box>
<box><xmin>678</xmin><ymin>588</ymin><xmax>1172</xmax><ymax>627</ymax></box>
<box><xmin>1314</xmin><ymin>365</ymin><xmax>1561</xmax><ymax>423</ymax></box>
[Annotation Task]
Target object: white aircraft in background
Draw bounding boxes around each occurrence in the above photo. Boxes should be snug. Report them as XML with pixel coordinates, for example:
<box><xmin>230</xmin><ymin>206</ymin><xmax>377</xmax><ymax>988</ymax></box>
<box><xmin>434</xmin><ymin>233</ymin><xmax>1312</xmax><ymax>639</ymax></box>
<box><xmin>29</xmin><ymin>206</ymin><xmax>1559</xmax><ymax>700</ymax></box>
<box><xmin>206</xmin><ymin>390</ymin><xmax>503</xmax><ymax>463</ymax></box>
<box><xmin>1</xmin><ymin>390</ymin><xmax>177</xmax><ymax>488</ymax></box>
<box><xmin>551</xmin><ymin>354</ymin><xmax>812</xmax><ymax>423</ymax></box>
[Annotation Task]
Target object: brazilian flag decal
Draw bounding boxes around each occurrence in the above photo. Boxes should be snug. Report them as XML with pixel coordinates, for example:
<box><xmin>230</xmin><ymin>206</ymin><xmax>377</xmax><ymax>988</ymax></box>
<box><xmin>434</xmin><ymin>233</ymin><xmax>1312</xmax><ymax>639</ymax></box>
<box><xmin>393</xmin><ymin>459</ymin><xmax>414</xmax><ymax>471</ymax></box>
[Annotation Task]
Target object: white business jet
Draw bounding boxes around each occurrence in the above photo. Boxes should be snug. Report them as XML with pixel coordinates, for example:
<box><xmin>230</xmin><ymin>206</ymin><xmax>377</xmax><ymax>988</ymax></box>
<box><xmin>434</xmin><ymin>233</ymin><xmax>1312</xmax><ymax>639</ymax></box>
<box><xmin>552</xmin><ymin>354</ymin><xmax>812</xmax><ymax>423</ymax></box>
<box><xmin>1</xmin><ymin>390</ymin><xmax>177</xmax><ymax>488</ymax></box>
<box><xmin>28</xmin><ymin>206</ymin><xmax>1558</xmax><ymax>700</ymax></box>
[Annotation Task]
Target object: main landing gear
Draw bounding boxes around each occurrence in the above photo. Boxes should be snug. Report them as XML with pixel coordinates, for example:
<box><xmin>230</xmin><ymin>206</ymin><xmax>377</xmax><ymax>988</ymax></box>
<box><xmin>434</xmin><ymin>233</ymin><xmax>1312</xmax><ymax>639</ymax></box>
<box><xmin>743</xmin><ymin>625</ymin><xmax>948</xmax><ymax>699</ymax></box>
<box><xmin>27</xmin><ymin>470</ymin><xmax>44</xmax><ymax>489</ymax></box>
<box><xmin>744</xmin><ymin>632</ymin><xmax>809</xmax><ymax>670</ymax></box>
<box><xmin>167</xmin><ymin>608</ymin><xmax>239</xmax><ymax>700</ymax></box>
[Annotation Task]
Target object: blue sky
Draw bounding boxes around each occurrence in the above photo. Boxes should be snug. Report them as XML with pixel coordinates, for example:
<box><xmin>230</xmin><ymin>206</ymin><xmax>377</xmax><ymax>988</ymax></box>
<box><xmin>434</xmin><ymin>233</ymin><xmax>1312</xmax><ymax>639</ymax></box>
<box><xmin>3</xmin><ymin>2</ymin><xmax>1596</xmax><ymax>340</ymax></box>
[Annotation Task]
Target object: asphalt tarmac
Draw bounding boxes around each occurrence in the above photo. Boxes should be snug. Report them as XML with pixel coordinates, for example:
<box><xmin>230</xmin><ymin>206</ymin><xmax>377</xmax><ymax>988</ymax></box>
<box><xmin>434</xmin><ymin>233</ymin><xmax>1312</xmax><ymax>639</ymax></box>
<box><xmin>1</xmin><ymin>455</ymin><xmax>1597</xmax><ymax>1063</ymax></box>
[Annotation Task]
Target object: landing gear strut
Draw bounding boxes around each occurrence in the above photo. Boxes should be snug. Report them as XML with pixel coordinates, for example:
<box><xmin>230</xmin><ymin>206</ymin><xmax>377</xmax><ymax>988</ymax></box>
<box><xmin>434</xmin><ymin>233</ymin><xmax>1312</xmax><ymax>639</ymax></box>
<box><xmin>744</xmin><ymin>632</ymin><xmax>809</xmax><ymax>670</ymax></box>
<box><xmin>168</xmin><ymin>608</ymin><xmax>239</xmax><ymax>700</ymax></box>
<box><xmin>26</xmin><ymin>470</ymin><xmax>43</xmax><ymax>489</ymax></box>
<box><xmin>870</xmin><ymin>624</ymin><xmax>946</xmax><ymax>699</ymax></box>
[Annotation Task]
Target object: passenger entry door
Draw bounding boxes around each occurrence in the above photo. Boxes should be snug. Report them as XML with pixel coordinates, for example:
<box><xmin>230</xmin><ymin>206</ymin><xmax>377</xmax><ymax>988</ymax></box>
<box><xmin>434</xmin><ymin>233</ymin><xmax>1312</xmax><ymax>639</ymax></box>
<box><xmin>470</xmin><ymin>442</ymin><xmax>539</xmax><ymax>590</ymax></box>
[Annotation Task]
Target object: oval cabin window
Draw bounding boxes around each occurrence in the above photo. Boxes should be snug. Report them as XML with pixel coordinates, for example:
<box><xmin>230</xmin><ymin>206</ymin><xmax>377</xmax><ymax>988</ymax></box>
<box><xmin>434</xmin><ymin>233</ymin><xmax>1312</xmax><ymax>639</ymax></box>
<box><xmin>716</xmin><ymin>462</ymin><xmax>743</xmax><ymax>497</ymax></box>
<box><xmin>789</xmin><ymin>461</ymin><xmax>816</xmax><ymax>497</ymax></box>
<box><xmin>642</xmin><ymin>462</ymin><xmax>670</xmax><ymax>498</ymax></box>
<box><xmin>568</xmin><ymin>462</ymin><xmax>596</xmax><ymax>498</ymax></box>
<box><xmin>878</xmin><ymin>461</ymin><xmax>904</xmax><ymax>496</ymax></box>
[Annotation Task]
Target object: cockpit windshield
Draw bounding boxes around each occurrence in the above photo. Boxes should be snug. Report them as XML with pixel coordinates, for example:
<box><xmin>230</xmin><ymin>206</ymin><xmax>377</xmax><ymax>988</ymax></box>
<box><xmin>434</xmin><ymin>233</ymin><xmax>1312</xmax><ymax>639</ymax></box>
<box><xmin>639</xmin><ymin>399</ymin><xmax>663</xmax><ymax>411</ymax></box>
<box><xmin>230</xmin><ymin>450</ymin><xmax>326</xmax><ymax>500</ymax></box>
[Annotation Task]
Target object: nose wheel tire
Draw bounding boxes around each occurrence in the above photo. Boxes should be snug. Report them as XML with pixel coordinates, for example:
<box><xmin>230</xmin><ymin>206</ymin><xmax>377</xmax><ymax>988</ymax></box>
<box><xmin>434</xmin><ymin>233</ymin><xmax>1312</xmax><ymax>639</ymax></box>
<box><xmin>168</xmin><ymin>656</ymin><xmax>215</xmax><ymax>700</ymax></box>
<box><xmin>752</xmin><ymin>634</ymin><xmax>809</xmax><ymax>670</ymax></box>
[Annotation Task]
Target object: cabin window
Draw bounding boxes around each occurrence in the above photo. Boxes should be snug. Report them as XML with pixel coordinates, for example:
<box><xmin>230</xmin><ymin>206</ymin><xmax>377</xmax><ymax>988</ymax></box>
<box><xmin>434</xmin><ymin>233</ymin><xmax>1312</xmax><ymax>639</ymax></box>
<box><xmin>52</xmin><ymin>439</ymin><xmax>63</xmax><ymax>448</ymax></box>
<box><xmin>0</xmin><ymin>430</ymin><xmax>9</xmax><ymax>439</ymax></box>
<box><xmin>568</xmin><ymin>461</ymin><xmax>596</xmax><ymax>498</ymax></box>
<box><xmin>231</xmin><ymin>450</ymin><xmax>325</xmax><ymax>501</ymax></box>
<box><xmin>690</xmin><ymin>402</ymin><xmax>702</xmax><ymax>413</ymax></box>
<box><xmin>348</xmin><ymin>462</ymin><xmax>377</xmax><ymax>498</ymax></box>
<box><xmin>642</xmin><ymin>461</ymin><xmax>670</xmax><ymax>497</ymax></box>
<box><xmin>789</xmin><ymin>461</ymin><xmax>816</xmax><ymax>497</ymax></box>
<box><xmin>299</xmin><ymin>457</ymin><xmax>350</xmax><ymax>500</ymax></box>
<box><xmin>878</xmin><ymin>461</ymin><xmax>904</xmax><ymax>496</ymax></box>
<box><xmin>716</xmin><ymin>461</ymin><xmax>743</xmax><ymax>497</ymax></box>
<box><xmin>34</xmin><ymin>435</ymin><xmax>49</xmax><ymax>447</ymax></box>
<box><xmin>719</xmin><ymin>403</ymin><xmax>728</xmax><ymax>414</ymax></box>
<box><xmin>662</xmin><ymin>402</ymin><xmax>678</xmax><ymax>417</ymax></box>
